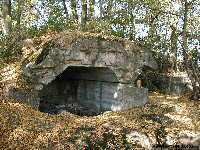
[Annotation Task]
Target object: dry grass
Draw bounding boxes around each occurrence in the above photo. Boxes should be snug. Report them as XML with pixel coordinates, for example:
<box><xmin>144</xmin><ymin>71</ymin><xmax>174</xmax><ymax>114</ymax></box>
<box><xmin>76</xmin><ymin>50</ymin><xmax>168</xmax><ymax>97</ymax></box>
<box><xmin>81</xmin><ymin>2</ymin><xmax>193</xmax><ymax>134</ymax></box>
<box><xmin>0</xmin><ymin>92</ymin><xmax>199</xmax><ymax>149</ymax></box>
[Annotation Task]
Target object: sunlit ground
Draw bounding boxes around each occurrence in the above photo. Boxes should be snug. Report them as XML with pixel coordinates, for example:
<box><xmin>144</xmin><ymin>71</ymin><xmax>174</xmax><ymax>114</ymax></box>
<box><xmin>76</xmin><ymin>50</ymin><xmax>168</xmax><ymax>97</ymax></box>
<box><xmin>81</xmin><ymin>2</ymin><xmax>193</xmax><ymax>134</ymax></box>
<box><xmin>0</xmin><ymin>92</ymin><xmax>199</xmax><ymax>149</ymax></box>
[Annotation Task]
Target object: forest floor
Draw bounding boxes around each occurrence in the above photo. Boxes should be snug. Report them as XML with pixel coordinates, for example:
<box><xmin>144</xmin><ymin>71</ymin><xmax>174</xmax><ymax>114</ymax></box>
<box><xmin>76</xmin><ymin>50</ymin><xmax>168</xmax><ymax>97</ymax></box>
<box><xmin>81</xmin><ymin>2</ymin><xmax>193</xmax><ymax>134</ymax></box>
<box><xmin>0</xmin><ymin>92</ymin><xmax>200</xmax><ymax>150</ymax></box>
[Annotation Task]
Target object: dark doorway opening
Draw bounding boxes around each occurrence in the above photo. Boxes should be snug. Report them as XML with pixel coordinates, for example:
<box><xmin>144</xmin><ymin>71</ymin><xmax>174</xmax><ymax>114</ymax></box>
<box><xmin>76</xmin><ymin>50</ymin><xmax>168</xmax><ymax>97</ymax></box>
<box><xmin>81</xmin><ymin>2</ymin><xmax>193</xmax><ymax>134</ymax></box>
<box><xmin>38</xmin><ymin>66</ymin><xmax>119</xmax><ymax>116</ymax></box>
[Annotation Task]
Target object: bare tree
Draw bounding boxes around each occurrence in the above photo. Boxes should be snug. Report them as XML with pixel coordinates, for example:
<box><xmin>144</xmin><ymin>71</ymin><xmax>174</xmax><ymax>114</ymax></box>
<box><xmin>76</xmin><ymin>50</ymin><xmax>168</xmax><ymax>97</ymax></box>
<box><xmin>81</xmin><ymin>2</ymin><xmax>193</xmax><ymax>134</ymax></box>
<box><xmin>1</xmin><ymin>0</ymin><xmax>12</xmax><ymax>34</ymax></box>
<box><xmin>71</xmin><ymin>0</ymin><xmax>78</xmax><ymax>21</ymax></box>
<box><xmin>88</xmin><ymin>0</ymin><xmax>95</xmax><ymax>19</ymax></box>
<box><xmin>170</xmin><ymin>25</ymin><xmax>178</xmax><ymax>71</ymax></box>
<box><xmin>81</xmin><ymin>0</ymin><xmax>87</xmax><ymax>31</ymax></box>
<box><xmin>16</xmin><ymin>0</ymin><xmax>24</xmax><ymax>29</ymax></box>
<box><xmin>62</xmin><ymin>0</ymin><xmax>69</xmax><ymax>20</ymax></box>
<box><xmin>182</xmin><ymin>0</ymin><xmax>200</xmax><ymax>100</ymax></box>
<box><xmin>99</xmin><ymin>0</ymin><xmax>104</xmax><ymax>18</ymax></box>
<box><xmin>105</xmin><ymin>0</ymin><xmax>113</xmax><ymax>19</ymax></box>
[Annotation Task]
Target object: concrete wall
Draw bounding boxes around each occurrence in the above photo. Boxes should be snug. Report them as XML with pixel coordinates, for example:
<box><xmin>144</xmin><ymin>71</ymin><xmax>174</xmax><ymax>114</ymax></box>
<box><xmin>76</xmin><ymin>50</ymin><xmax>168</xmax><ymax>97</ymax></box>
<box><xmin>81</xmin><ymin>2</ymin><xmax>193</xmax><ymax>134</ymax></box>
<box><xmin>39</xmin><ymin>67</ymin><xmax>148</xmax><ymax>115</ymax></box>
<box><xmin>23</xmin><ymin>33</ymin><xmax>157</xmax><ymax>89</ymax></box>
<box><xmin>1</xmin><ymin>32</ymin><xmax>156</xmax><ymax>113</ymax></box>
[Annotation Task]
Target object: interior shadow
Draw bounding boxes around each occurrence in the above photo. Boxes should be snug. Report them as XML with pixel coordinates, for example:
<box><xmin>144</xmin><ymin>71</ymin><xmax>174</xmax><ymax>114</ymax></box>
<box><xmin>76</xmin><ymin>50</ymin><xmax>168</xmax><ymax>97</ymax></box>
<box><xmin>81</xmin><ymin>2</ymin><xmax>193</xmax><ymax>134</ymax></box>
<box><xmin>38</xmin><ymin>66</ymin><xmax>119</xmax><ymax>116</ymax></box>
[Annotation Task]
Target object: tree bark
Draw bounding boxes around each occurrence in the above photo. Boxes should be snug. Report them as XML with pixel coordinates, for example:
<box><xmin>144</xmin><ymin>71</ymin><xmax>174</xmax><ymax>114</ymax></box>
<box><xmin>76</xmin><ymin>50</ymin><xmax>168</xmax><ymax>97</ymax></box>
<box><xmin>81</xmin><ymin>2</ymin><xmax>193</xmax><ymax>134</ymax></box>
<box><xmin>182</xmin><ymin>0</ymin><xmax>189</xmax><ymax>63</ymax></box>
<box><xmin>170</xmin><ymin>25</ymin><xmax>178</xmax><ymax>71</ymax></box>
<box><xmin>105</xmin><ymin>0</ymin><xmax>113</xmax><ymax>19</ymax></box>
<box><xmin>88</xmin><ymin>0</ymin><xmax>95</xmax><ymax>19</ymax></box>
<box><xmin>99</xmin><ymin>0</ymin><xmax>104</xmax><ymax>18</ymax></box>
<box><xmin>62</xmin><ymin>0</ymin><xmax>69</xmax><ymax>20</ymax></box>
<box><xmin>16</xmin><ymin>0</ymin><xmax>23</xmax><ymax>29</ymax></box>
<box><xmin>71</xmin><ymin>0</ymin><xmax>78</xmax><ymax>21</ymax></box>
<box><xmin>1</xmin><ymin>0</ymin><xmax>12</xmax><ymax>34</ymax></box>
<box><xmin>182</xmin><ymin>0</ymin><xmax>200</xmax><ymax>100</ymax></box>
<box><xmin>128</xmin><ymin>2</ymin><xmax>135</xmax><ymax>40</ymax></box>
<box><xmin>81</xmin><ymin>0</ymin><xmax>87</xmax><ymax>31</ymax></box>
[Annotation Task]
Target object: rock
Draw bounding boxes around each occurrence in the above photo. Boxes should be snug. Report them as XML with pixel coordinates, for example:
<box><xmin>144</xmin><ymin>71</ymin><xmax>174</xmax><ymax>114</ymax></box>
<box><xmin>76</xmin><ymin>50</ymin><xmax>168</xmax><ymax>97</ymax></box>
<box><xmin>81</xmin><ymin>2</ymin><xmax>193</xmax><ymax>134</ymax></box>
<box><xmin>178</xmin><ymin>130</ymin><xmax>200</xmax><ymax>146</ymax></box>
<box><xmin>4</xmin><ymin>32</ymin><xmax>157</xmax><ymax>115</ymax></box>
<box><xmin>126</xmin><ymin>131</ymin><xmax>153</xmax><ymax>149</ymax></box>
<box><xmin>22</xmin><ymin>32</ymin><xmax>157</xmax><ymax>85</ymax></box>
<box><xmin>144</xmin><ymin>72</ymin><xmax>192</xmax><ymax>95</ymax></box>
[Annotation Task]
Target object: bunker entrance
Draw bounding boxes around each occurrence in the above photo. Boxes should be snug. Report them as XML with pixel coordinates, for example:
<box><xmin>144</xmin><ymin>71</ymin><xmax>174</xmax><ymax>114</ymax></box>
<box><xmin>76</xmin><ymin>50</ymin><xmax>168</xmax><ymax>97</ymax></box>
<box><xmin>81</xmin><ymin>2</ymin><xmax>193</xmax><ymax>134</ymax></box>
<box><xmin>38</xmin><ymin>66</ymin><xmax>119</xmax><ymax>116</ymax></box>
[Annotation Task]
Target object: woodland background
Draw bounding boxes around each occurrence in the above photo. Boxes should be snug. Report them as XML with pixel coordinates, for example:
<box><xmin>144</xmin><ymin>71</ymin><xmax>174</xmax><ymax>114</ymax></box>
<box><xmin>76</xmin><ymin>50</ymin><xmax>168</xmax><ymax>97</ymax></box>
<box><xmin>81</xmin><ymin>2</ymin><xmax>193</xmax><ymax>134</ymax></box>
<box><xmin>0</xmin><ymin>0</ymin><xmax>199</xmax><ymax>99</ymax></box>
<box><xmin>0</xmin><ymin>1</ymin><xmax>200</xmax><ymax>149</ymax></box>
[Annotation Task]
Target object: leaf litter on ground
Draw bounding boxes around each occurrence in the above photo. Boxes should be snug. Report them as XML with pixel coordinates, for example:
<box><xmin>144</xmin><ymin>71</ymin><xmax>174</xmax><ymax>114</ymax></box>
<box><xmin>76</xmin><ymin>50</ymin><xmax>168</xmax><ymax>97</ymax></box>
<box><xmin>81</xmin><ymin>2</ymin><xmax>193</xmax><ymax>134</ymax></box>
<box><xmin>0</xmin><ymin>92</ymin><xmax>199</xmax><ymax>149</ymax></box>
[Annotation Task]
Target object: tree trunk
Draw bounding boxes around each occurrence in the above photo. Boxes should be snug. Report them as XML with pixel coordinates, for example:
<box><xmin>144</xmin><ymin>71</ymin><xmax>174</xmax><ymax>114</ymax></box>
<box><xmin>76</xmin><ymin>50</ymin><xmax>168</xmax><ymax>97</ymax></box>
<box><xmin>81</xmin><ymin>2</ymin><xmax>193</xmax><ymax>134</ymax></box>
<box><xmin>99</xmin><ymin>0</ymin><xmax>104</xmax><ymax>18</ymax></box>
<box><xmin>170</xmin><ymin>25</ymin><xmax>178</xmax><ymax>71</ymax></box>
<box><xmin>71</xmin><ymin>0</ymin><xmax>78</xmax><ymax>21</ymax></box>
<box><xmin>182</xmin><ymin>0</ymin><xmax>189</xmax><ymax>64</ymax></box>
<box><xmin>128</xmin><ymin>2</ymin><xmax>135</xmax><ymax>40</ymax></box>
<box><xmin>88</xmin><ymin>0</ymin><xmax>95</xmax><ymax>19</ymax></box>
<box><xmin>81</xmin><ymin>0</ymin><xmax>87</xmax><ymax>31</ymax></box>
<box><xmin>62</xmin><ymin>0</ymin><xmax>69</xmax><ymax>20</ymax></box>
<box><xmin>1</xmin><ymin>0</ymin><xmax>12</xmax><ymax>35</ymax></box>
<box><xmin>182</xmin><ymin>0</ymin><xmax>200</xmax><ymax>100</ymax></box>
<box><xmin>16</xmin><ymin>0</ymin><xmax>23</xmax><ymax>29</ymax></box>
<box><xmin>105</xmin><ymin>0</ymin><xmax>113</xmax><ymax>19</ymax></box>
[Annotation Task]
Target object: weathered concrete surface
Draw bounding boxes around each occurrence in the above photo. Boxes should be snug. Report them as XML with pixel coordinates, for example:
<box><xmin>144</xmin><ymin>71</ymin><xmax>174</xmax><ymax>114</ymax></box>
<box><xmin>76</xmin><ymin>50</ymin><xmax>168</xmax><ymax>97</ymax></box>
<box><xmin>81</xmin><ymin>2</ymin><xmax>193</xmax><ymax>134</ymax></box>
<box><xmin>1</xmin><ymin>32</ymin><xmax>157</xmax><ymax>114</ymax></box>
<box><xmin>143</xmin><ymin>72</ymin><xmax>192</xmax><ymax>95</ymax></box>
<box><xmin>23</xmin><ymin>32</ymin><xmax>157</xmax><ymax>88</ymax></box>
<box><xmin>39</xmin><ymin>79</ymin><xmax>148</xmax><ymax>114</ymax></box>
<box><xmin>38</xmin><ymin>66</ymin><xmax>148</xmax><ymax>115</ymax></box>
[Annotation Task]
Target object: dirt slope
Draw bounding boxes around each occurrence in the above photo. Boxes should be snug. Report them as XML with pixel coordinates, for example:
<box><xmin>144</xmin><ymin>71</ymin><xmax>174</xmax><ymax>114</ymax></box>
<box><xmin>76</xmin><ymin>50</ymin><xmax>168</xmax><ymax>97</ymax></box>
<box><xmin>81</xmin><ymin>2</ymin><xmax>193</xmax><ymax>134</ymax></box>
<box><xmin>0</xmin><ymin>93</ymin><xmax>200</xmax><ymax>150</ymax></box>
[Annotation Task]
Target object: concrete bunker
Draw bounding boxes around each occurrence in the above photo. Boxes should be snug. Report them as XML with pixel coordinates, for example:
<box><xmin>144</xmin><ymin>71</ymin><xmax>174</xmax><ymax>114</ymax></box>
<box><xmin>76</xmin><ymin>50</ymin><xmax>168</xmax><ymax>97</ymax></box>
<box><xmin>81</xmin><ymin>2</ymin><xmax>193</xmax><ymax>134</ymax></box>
<box><xmin>38</xmin><ymin>66</ymin><xmax>118</xmax><ymax>115</ymax></box>
<box><xmin>5</xmin><ymin>32</ymin><xmax>157</xmax><ymax>116</ymax></box>
<box><xmin>38</xmin><ymin>66</ymin><xmax>147</xmax><ymax>116</ymax></box>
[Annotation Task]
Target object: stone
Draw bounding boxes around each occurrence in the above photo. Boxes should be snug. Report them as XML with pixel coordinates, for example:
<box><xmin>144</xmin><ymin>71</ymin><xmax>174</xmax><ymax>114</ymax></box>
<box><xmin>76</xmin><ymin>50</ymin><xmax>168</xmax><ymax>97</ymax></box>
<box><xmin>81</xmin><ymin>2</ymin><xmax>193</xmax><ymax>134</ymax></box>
<box><xmin>126</xmin><ymin>131</ymin><xmax>153</xmax><ymax>149</ymax></box>
<box><xmin>5</xmin><ymin>32</ymin><xmax>157</xmax><ymax>115</ymax></box>
<box><xmin>178</xmin><ymin>130</ymin><xmax>200</xmax><ymax>146</ymax></box>
<box><xmin>144</xmin><ymin>72</ymin><xmax>192</xmax><ymax>95</ymax></box>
